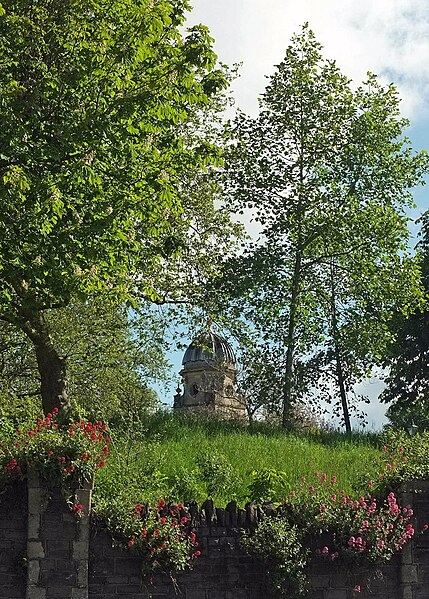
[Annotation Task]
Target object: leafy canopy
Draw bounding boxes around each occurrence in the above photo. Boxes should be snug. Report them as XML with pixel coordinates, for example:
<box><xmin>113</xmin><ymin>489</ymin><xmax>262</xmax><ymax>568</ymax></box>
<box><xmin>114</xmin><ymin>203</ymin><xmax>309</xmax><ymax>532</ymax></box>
<box><xmin>220</xmin><ymin>24</ymin><xmax>428</xmax><ymax>427</ymax></box>
<box><xmin>0</xmin><ymin>0</ymin><xmax>228</xmax><ymax>317</ymax></box>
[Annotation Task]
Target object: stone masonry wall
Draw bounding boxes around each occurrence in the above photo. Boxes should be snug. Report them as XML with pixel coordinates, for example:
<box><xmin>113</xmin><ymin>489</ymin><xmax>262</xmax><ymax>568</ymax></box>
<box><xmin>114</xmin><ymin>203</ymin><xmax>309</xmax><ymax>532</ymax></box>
<box><xmin>0</xmin><ymin>481</ymin><xmax>26</xmax><ymax>599</ymax></box>
<box><xmin>1</xmin><ymin>480</ymin><xmax>429</xmax><ymax>598</ymax></box>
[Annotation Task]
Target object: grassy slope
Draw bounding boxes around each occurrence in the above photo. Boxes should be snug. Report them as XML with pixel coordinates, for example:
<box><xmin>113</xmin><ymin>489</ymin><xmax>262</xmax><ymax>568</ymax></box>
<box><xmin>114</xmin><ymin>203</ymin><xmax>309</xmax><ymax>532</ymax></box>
<box><xmin>94</xmin><ymin>413</ymin><xmax>383</xmax><ymax>511</ymax></box>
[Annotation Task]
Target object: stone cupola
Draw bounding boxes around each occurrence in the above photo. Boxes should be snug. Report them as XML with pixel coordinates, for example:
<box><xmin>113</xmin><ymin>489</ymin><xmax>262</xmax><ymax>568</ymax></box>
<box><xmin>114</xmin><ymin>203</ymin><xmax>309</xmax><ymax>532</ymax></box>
<box><xmin>173</xmin><ymin>331</ymin><xmax>246</xmax><ymax>419</ymax></box>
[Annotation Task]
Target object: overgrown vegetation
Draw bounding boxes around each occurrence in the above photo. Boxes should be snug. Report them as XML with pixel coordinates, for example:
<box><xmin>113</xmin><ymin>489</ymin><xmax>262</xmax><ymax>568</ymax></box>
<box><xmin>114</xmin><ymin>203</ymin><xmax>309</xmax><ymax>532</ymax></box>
<box><xmin>95</xmin><ymin>412</ymin><xmax>382</xmax><ymax>506</ymax></box>
<box><xmin>0</xmin><ymin>5</ymin><xmax>428</xmax><ymax>597</ymax></box>
<box><xmin>1</xmin><ymin>410</ymin><xmax>429</xmax><ymax>596</ymax></box>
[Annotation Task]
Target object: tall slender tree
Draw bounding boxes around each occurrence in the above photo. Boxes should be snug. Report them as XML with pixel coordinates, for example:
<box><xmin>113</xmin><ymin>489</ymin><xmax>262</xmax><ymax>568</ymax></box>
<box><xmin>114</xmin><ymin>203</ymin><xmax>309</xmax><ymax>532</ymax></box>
<box><xmin>223</xmin><ymin>25</ymin><xmax>428</xmax><ymax>428</ymax></box>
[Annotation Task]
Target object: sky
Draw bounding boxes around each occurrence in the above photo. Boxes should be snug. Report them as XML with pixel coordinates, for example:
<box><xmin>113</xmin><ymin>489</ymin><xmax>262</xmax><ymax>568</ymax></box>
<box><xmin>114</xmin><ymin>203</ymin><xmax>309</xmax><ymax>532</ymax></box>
<box><xmin>161</xmin><ymin>0</ymin><xmax>429</xmax><ymax>429</ymax></box>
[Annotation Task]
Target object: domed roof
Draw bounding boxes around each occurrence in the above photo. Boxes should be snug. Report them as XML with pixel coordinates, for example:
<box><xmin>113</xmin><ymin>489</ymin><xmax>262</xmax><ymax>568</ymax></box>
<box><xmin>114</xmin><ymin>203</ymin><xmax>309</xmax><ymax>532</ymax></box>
<box><xmin>182</xmin><ymin>331</ymin><xmax>236</xmax><ymax>366</ymax></box>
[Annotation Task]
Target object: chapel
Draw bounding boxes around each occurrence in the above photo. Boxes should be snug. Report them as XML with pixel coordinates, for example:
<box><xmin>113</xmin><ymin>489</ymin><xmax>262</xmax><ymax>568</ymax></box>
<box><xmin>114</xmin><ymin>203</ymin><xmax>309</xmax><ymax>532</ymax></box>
<box><xmin>173</xmin><ymin>331</ymin><xmax>246</xmax><ymax>419</ymax></box>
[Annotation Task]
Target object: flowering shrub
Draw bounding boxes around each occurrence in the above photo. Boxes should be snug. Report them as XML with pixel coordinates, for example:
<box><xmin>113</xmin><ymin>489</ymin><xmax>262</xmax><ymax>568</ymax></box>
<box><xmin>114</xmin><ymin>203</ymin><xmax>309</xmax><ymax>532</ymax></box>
<box><xmin>283</xmin><ymin>471</ymin><xmax>420</xmax><ymax>562</ymax></box>
<box><xmin>245</xmin><ymin>469</ymin><xmax>429</xmax><ymax>597</ymax></box>
<box><xmin>118</xmin><ymin>499</ymin><xmax>200</xmax><ymax>578</ymax></box>
<box><xmin>0</xmin><ymin>409</ymin><xmax>110</xmax><ymax>488</ymax></box>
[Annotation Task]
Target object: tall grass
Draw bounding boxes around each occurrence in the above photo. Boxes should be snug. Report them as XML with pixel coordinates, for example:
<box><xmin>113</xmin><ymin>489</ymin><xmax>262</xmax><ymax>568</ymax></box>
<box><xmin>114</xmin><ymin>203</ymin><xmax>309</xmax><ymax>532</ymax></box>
<box><xmin>94</xmin><ymin>412</ymin><xmax>383</xmax><ymax>510</ymax></box>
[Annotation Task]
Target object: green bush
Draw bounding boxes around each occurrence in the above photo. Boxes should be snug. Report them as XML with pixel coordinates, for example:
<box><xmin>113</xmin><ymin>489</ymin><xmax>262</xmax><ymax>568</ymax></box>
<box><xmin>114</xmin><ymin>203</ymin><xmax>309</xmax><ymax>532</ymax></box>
<box><xmin>248</xmin><ymin>468</ymin><xmax>290</xmax><ymax>503</ymax></box>
<box><xmin>242</xmin><ymin>516</ymin><xmax>309</xmax><ymax>598</ymax></box>
<box><xmin>196</xmin><ymin>451</ymin><xmax>236</xmax><ymax>499</ymax></box>
<box><xmin>380</xmin><ymin>428</ymin><xmax>429</xmax><ymax>483</ymax></box>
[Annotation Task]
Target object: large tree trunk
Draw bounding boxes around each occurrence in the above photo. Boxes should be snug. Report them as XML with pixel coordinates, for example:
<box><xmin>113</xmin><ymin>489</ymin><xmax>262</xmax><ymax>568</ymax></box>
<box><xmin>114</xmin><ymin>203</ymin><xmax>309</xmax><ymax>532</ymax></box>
<box><xmin>34</xmin><ymin>340</ymin><xmax>69</xmax><ymax>418</ymax></box>
<box><xmin>20</xmin><ymin>310</ymin><xmax>71</xmax><ymax>419</ymax></box>
<box><xmin>282</xmin><ymin>251</ymin><xmax>302</xmax><ymax>428</ymax></box>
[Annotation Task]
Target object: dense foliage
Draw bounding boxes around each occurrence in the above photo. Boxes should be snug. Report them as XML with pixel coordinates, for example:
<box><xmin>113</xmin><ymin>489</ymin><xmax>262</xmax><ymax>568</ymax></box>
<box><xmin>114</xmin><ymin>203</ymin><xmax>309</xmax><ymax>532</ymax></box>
<box><xmin>382</xmin><ymin>210</ymin><xmax>429</xmax><ymax>430</ymax></box>
<box><xmin>221</xmin><ymin>24</ymin><xmax>427</xmax><ymax>430</ymax></box>
<box><xmin>0</xmin><ymin>0</ymin><xmax>233</xmax><ymax>416</ymax></box>
<box><xmin>0</xmin><ymin>298</ymin><xmax>169</xmax><ymax>421</ymax></box>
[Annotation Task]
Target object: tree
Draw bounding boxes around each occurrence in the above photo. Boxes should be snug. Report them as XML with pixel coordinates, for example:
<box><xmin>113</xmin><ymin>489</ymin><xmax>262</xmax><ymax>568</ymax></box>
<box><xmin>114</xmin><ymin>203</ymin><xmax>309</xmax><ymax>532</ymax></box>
<box><xmin>0</xmin><ymin>0</ymin><xmax>230</xmax><ymax>416</ymax></box>
<box><xmin>222</xmin><ymin>25</ymin><xmax>428</xmax><ymax>429</ymax></box>
<box><xmin>0</xmin><ymin>298</ymin><xmax>169</xmax><ymax>422</ymax></box>
<box><xmin>381</xmin><ymin>211</ymin><xmax>429</xmax><ymax>430</ymax></box>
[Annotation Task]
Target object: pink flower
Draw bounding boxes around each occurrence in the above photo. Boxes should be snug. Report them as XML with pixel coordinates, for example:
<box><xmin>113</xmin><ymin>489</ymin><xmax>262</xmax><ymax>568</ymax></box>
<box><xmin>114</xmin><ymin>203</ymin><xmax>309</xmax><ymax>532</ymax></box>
<box><xmin>354</xmin><ymin>585</ymin><xmax>361</xmax><ymax>593</ymax></box>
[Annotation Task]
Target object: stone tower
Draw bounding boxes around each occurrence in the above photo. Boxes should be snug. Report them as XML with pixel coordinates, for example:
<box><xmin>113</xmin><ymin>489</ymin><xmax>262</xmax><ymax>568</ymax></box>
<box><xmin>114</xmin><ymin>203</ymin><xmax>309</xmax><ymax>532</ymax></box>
<box><xmin>173</xmin><ymin>331</ymin><xmax>246</xmax><ymax>419</ymax></box>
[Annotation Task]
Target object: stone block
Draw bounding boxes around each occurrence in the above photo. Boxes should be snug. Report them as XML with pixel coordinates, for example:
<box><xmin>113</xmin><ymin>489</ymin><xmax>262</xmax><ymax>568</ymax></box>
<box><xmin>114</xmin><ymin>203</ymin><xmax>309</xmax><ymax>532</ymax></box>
<box><xmin>39</xmin><ymin>522</ymin><xmax>77</xmax><ymax>542</ymax></box>
<box><xmin>312</xmin><ymin>574</ymin><xmax>330</xmax><ymax>588</ymax></box>
<box><xmin>116</xmin><ymin>584</ymin><xmax>142</xmax><ymax>593</ymax></box>
<box><xmin>401</xmin><ymin>565</ymin><xmax>418</xmax><ymax>584</ymax></box>
<box><xmin>26</xmin><ymin>586</ymin><xmax>47</xmax><ymax>599</ymax></box>
<box><xmin>73</xmin><ymin>541</ymin><xmax>88</xmax><ymax>560</ymax></box>
<box><xmin>28</xmin><ymin>514</ymin><xmax>41</xmax><ymax>540</ymax></box>
<box><xmin>45</xmin><ymin>540</ymin><xmax>71</xmax><ymax>559</ymax></box>
<box><xmin>27</xmin><ymin>560</ymin><xmax>40</xmax><ymax>585</ymax></box>
<box><xmin>401</xmin><ymin>542</ymin><xmax>413</xmax><ymax>564</ymax></box>
<box><xmin>75</xmin><ymin>490</ymin><xmax>92</xmax><ymax>512</ymax></box>
<box><xmin>40</xmin><ymin>569</ymin><xmax>77</xmax><ymax>586</ymax></box>
<box><xmin>76</xmin><ymin>560</ymin><xmax>88</xmax><ymax>588</ymax></box>
<box><xmin>225</xmin><ymin>591</ymin><xmax>249</xmax><ymax>599</ymax></box>
<box><xmin>325</xmin><ymin>590</ymin><xmax>348</xmax><ymax>599</ymax></box>
<box><xmin>27</xmin><ymin>542</ymin><xmax>45</xmax><ymax>560</ymax></box>
<box><xmin>114</xmin><ymin>557</ymin><xmax>141</xmax><ymax>576</ymax></box>
<box><xmin>77</xmin><ymin>518</ymin><xmax>90</xmax><ymax>543</ymax></box>
<box><xmin>401</xmin><ymin>585</ymin><xmax>413</xmax><ymax>599</ymax></box>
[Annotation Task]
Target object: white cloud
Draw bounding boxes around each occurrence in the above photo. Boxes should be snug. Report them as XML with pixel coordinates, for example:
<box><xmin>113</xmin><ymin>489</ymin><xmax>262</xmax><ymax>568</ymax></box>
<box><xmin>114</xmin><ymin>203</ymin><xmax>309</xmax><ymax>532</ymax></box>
<box><xmin>187</xmin><ymin>0</ymin><xmax>429</xmax><ymax>119</ymax></box>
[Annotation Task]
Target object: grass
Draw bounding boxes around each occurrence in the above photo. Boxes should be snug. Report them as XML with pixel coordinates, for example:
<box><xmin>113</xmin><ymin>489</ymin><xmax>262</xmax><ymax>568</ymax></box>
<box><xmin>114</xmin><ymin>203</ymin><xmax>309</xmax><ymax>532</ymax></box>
<box><xmin>93</xmin><ymin>412</ymin><xmax>384</xmax><ymax>511</ymax></box>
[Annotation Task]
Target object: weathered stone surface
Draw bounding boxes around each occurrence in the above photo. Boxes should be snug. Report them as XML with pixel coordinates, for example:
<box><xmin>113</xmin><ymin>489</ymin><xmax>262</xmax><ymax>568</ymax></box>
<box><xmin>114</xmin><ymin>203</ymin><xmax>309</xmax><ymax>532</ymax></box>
<box><xmin>3</xmin><ymin>479</ymin><xmax>429</xmax><ymax>598</ymax></box>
